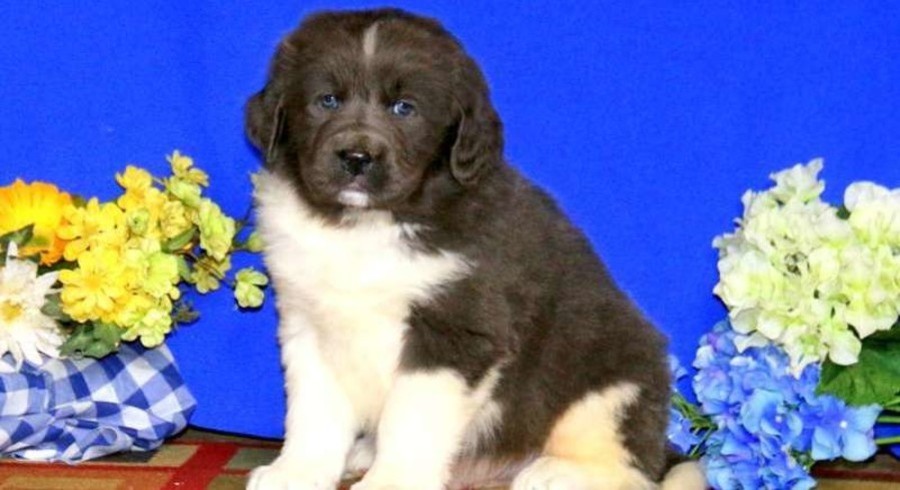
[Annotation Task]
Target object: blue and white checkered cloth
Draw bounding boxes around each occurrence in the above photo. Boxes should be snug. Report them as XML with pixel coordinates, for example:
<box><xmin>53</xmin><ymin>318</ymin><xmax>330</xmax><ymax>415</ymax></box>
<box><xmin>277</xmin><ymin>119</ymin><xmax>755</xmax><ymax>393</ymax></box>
<box><xmin>0</xmin><ymin>343</ymin><xmax>196</xmax><ymax>463</ymax></box>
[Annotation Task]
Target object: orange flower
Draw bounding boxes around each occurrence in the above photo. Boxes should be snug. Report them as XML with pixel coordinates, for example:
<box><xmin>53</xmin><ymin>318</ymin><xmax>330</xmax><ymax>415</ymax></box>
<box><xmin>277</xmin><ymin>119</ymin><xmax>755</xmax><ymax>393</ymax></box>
<box><xmin>0</xmin><ymin>179</ymin><xmax>73</xmax><ymax>265</ymax></box>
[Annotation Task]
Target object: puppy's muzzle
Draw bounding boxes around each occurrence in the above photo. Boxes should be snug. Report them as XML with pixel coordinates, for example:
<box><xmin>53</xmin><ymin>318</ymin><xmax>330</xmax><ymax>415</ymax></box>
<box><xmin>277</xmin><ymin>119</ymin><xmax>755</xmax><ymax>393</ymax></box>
<box><xmin>338</xmin><ymin>149</ymin><xmax>374</xmax><ymax>177</ymax></box>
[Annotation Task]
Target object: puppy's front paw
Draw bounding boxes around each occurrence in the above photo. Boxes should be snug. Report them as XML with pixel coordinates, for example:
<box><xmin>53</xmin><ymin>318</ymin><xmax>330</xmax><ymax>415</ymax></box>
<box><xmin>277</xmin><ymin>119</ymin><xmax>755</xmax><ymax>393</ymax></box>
<box><xmin>349</xmin><ymin>467</ymin><xmax>442</xmax><ymax>490</ymax></box>
<box><xmin>247</xmin><ymin>462</ymin><xmax>337</xmax><ymax>490</ymax></box>
<box><xmin>510</xmin><ymin>457</ymin><xmax>591</xmax><ymax>490</ymax></box>
<box><xmin>349</xmin><ymin>481</ymin><xmax>431</xmax><ymax>490</ymax></box>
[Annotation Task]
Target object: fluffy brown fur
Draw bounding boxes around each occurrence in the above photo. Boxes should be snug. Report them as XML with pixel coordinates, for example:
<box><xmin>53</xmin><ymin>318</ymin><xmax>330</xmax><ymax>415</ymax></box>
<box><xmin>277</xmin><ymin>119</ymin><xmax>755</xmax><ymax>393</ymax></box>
<box><xmin>246</xmin><ymin>8</ymin><xmax>703</xmax><ymax>490</ymax></box>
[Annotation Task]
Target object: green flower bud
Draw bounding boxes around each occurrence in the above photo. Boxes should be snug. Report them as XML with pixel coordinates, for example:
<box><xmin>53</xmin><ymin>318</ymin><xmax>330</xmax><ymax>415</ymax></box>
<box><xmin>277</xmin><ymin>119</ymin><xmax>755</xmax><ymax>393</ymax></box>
<box><xmin>196</xmin><ymin>199</ymin><xmax>236</xmax><ymax>262</ymax></box>
<box><xmin>234</xmin><ymin>267</ymin><xmax>268</xmax><ymax>308</ymax></box>
<box><xmin>167</xmin><ymin>178</ymin><xmax>203</xmax><ymax>208</ymax></box>
<box><xmin>245</xmin><ymin>231</ymin><xmax>265</xmax><ymax>253</ymax></box>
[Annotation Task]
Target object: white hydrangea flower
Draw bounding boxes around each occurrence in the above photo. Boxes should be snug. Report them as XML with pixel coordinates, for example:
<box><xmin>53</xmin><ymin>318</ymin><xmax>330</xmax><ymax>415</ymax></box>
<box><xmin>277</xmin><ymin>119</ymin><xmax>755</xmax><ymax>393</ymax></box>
<box><xmin>845</xmin><ymin>181</ymin><xmax>892</xmax><ymax>211</ymax></box>
<box><xmin>0</xmin><ymin>242</ymin><xmax>64</xmax><ymax>372</ymax></box>
<box><xmin>713</xmin><ymin>158</ymin><xmax>900</xmax><ymax>374</ymax></box>
<box><xmin>845</xmin><ymin>181</ymin><xmax>900</xmax><ymax>247</ymax></box>
<box><xmin>768</xmin><ymin>158</ymin><xmax>825</xmax><ymax>204</ymax></box>
<box><xmin>714</xmin><ymin>248</ymin><xmax>786</xmax><ymax>313</ymax></box>
<box><xmin>839</xmin><ymin>244</ymin><xmax>899</xmax><ymax>338</ymax></box>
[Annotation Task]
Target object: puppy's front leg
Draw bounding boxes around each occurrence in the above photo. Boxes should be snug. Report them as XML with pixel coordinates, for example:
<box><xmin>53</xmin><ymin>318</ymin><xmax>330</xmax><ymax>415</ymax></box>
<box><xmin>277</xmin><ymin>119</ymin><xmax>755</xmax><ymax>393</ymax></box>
<box><xmin>352</xmin><ymin>282</ymin><xmax>507</xmax><ymax>490</ymax></box>
<box><xmin>248</xmin><ymin>324</ymin><xmax>357</xmax><ymax>490</ymax></box>
<box><xmin>351</xmin><ymin>369</ymin><xmax>478</xmax><ymax>490</ymax></box>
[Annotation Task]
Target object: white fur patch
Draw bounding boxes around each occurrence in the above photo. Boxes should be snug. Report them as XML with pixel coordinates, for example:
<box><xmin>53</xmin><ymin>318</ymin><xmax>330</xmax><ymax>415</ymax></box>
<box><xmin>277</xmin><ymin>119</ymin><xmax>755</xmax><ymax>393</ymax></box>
<box><xmin>345</xmin><ymin>436</ymin><xmax>376</xmax><ymax>477</ymax></box>
<box><xmin>247</xmin><ymin>319</ymin><xmax>359</xmax><ymax>490</ymax></box>
<box><xmin>338</xmin><ymin>189</ymin><xmax>371</xmax><ymax>208</ymax></box>
<box><xmin>459</xmin><ymin>367</ymin><xmax>504</xmax><ymax>455</ymax></box>
<box><xmin>661</xmin><ymin>461</ymin><xmax>706</xmax><ymax>490</ymax></box>
<box><xmin>512</xmin><ymin>456</ymin><xmax>601</xmax><ymax>490</ymax></box>
<box><xmin>256</xmin><ymin>171</ymin><xmax>470</xmax><ymax>426</ymax></box>
<box><xmin>353</xmin><ymin>368</ymin><xmax>502</xmax><ymax>490</ymax></box>
<box><xmin>253</xmin><ymin>171</ymin><xmax>471</xmax><ymax>486</ymax></box>
<box><xmin>362</xmin><ymin>23</ymin><xmax>379</xmax><ymax>62</ymax></box>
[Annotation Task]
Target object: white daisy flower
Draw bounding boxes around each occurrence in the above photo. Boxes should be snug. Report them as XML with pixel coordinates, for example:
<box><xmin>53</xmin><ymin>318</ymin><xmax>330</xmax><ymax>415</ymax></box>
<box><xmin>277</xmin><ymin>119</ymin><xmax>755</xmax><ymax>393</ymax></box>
<box><xmin>0</xmin><ymin>242</ymin><xmax>64</xmax><ymax>372</ymax></box>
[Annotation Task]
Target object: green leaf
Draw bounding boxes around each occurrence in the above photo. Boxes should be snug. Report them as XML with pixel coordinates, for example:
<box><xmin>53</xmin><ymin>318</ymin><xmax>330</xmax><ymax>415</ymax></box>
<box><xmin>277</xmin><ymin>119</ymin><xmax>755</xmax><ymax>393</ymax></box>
<box><xmin>163</xmin><ymin>226</ymin><xmax>197</xmax><ymax>253</ymax></box>
<box><xmin>176</xmin><ymin>255</ymin><xmax>192</xmax><ymax>282</ymax></box>
<box><xmin>868</xmin><ymin>323</ymin><xmax>900</xmax><ymax>342</ymax></box>
<box><xmin>40</xmin><ymin>293</ymin><xmax>72</xmax><ymax>322</ymax></box>
<box><xmin>70</xmin><ymin>194</ymin><xmax>88</xmax><ymax>208</ymax></box>
<box><xmin>94</xmin><ymin>322</ymin><xmax>122</xmax><ymax>348</ymax></box>
<box><xmin>59</xmin><ymin>324</ymin><xmax>93</xmax><ymax>358</ymax></box>
<box><xmin>0</xmin><ymin>224</ymin><xmax>35</xmax><ymax>249</ymax></box>
<box><xmin>836</xmin><ymin>205</ymin><xmax>851</xmax><ymax>220</ymax></box>
<box><xmin>818</xmin><ymin>326</ymin><xmax>900</xmax><ymax>406</ymax></box>
<box><xmin>171</xmin><ymin>299</ymin><xmax>200</xmax><ymax>325</ymax></box>
<box><xmin>43</xmin><ymin>259</ymin><xmax>77</xmax><ymax>273</ymax></box>
<box><xmin>28</xmin><ymin>235</ymin><xmax>49</xmax><ymax>249</ymax></box>
<box><xmin>59</xmin><ymin>322</ymin><xmax>122</xmax><ymax>359</ymax></box>
<box><xmin>82</xmin><ymin>341</ymin><xmax>118</xmax><ymax>359</ymax></box>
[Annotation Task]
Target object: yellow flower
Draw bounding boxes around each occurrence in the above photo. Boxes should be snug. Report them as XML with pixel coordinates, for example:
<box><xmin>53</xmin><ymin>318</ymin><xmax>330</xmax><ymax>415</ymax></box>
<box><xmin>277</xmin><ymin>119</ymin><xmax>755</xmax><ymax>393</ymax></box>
<box><xmin>189</xmin><ymin>255</ymin><xmax>231</xmax><ymax>293</ymax></box>
<box><xmin>0</xmin><ymin>179</ymin><xmax>73</xmax><ymax>265</ymax></box>
<box><xmin>58</xmin><ymin>246</ymin><xmax>129</xmax><ymax>323</ymax></box>
<box><xmin>57</xmin><ymin>198</ymin><xmax>127</xmax><ymax>261</ymax></box>
<box><xmin>112</xmin><ymin>292</ymin><xmax>156</xmax><ymax>329</ymax></box>
<box><xmin>125</xmin><ymin>208</ymin><xmax>152</xmax><ymax>236</ymax></box>
<box><xmin>114</xmin><ymin>165</ymin><xmax>169</xmax><ymax>240</ymax></box>
<box><xmin>168</xmin><ymin>151</ymin><xmax>209</xmax><ymax>187</ymax></box>
<box><xmin>117</xmin><ymin>166</ymin><xmax>166</xmax><ymax>213</ymax></box>
<box><xmin>234</xmin><ymin>267</ymin><xmax>268</xmax><ymax>308</ymax></box>
<box><xmin>121</xmin><ymin>301</ymin><xmax>173</xmax><ymax>348</ymax></box>
<box><xmin>119</xmin><ymin>236</ymin><xmax>160</xmax><ymax>289</ymax></box>
<box><xmin>167</xmin><ymin>179</ymin><xmax>203</xmax><ymax>208</ymax></box>
<box><xmin>115</xmin><ymin>165</ymin><xmax>153</xmax><ymax>193</ymax></box>
<box><xmin>160</xmin><ymin>198</ymin><xmax>192</xmax><ymax>239</ymax></box>
<box><xmin>195</xmin><ymin>199</ymin><xmax>236</xmax><ymax>261</ymax></box>
<box><xmin>143</xmin><ymin>251</ymin><xmax>181</xmax><ymax>300</ymax></box>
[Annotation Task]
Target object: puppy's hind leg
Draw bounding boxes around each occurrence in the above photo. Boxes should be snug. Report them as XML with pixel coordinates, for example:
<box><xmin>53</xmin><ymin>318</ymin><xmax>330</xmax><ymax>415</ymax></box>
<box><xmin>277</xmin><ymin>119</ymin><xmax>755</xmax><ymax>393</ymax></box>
<box><xmin>511</xmin><ymin>382</ymin><xmax>686</xmax><ymax>490</ymax></box>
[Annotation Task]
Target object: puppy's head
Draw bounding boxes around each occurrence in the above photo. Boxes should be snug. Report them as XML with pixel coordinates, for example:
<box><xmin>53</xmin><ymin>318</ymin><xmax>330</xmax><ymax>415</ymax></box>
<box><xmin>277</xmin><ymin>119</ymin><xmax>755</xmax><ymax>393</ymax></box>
<box><xmin>246</xmin><ymin>9</ymin><xmax>502</xmax><ymax>213</ymax></box>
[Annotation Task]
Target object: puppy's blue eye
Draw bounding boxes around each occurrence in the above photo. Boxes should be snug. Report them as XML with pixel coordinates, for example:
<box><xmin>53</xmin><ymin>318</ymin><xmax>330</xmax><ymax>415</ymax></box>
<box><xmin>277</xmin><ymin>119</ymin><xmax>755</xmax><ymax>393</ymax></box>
<box><xmin>318</xmin><ymin>94</ymin><xmax>341</xmax><ymax>110</ymax></box>
<box><xmin>389</xmin><ymin>100</ymin><xmax>416</xmax><ymax>117</ymax></box>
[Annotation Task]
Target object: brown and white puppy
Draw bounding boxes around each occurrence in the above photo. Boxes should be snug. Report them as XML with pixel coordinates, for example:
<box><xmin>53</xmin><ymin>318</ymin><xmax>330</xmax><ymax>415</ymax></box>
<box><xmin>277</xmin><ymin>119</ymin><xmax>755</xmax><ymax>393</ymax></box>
<box><xmin>246</xmin><ymin>8</ymin><xmax>705</xmax><ymax>490</ymax></box>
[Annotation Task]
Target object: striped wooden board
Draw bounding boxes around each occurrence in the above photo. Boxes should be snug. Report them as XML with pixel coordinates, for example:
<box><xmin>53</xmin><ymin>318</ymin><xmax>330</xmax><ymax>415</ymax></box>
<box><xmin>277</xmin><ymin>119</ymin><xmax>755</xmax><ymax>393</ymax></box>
<box><xmin>0</xmin><ymin>430</ymin><xmax>896</xmax><ymax>489</ymax></box>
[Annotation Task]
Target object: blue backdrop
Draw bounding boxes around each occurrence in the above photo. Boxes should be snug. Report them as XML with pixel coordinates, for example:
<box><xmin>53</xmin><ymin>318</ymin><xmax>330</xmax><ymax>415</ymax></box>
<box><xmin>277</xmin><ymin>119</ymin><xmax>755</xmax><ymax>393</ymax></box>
<box><xmin>2</xmin><ymin>1</ymin><xmax>899</xmax><ymax>438</ymax></box>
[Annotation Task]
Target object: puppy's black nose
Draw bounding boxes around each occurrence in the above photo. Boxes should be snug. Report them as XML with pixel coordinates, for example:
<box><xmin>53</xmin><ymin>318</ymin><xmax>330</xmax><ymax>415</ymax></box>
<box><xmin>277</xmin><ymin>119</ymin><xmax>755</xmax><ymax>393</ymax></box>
<box><xmin>338</xmin><ymin>149</ymin><xmax>373</xmax><ymax>176</ymax></box>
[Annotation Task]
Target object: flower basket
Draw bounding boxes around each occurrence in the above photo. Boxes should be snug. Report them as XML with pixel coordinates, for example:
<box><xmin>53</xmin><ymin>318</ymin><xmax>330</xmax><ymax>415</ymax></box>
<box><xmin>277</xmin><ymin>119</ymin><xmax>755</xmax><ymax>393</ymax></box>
<box><xmin>0</xmin><ymin>343</ymin><xmax>195</xmax><ymax>463</ymax></box>
<box><xmin>0</xmin><ymin>151</ymin><xmax>266</xmax><ymax>461</ymax></box>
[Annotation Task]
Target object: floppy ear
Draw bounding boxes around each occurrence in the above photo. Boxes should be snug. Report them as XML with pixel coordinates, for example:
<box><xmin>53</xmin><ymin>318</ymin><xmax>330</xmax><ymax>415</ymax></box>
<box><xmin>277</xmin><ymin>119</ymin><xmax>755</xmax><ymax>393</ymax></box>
<box><xmin>246</xmin><ymin>39</ymin><xmax>299</xmax><ymax>162</ymax></box>
<box><xmin>449</xmin><ymin>87</ymin><xmax>503</xmax><ymax>187</ymax></box>
<box><xmin>245</xmin><ymin>89</ymin><xmax>285</xmax><ymax>163</ymax></box>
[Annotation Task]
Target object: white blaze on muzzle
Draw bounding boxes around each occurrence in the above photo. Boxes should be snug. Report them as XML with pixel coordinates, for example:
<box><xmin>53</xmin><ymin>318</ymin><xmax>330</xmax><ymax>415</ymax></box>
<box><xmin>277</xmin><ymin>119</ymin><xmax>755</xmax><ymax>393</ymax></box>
<box><xmin>339</xmin><ymin>189</ymin><xmax>371</xmax><ymax>208</ymax></box>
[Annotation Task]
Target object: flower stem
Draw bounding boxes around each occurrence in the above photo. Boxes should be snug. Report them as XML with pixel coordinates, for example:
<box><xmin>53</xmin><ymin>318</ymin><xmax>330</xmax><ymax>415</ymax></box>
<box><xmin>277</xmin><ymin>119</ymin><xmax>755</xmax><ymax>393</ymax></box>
<box><xmin>878</xmin><ymin>416</ymin><xmax>900</xmax><ymax>424</ymax></box>
<box><xmin>184</xmin><ymin>251</ymin><xmax>236</xmax><ymax>288</ymax></box>
<box><xmin>875</xmin><ymin>436</ymin><xmax>900</xmax><ymax>446</ymax></box>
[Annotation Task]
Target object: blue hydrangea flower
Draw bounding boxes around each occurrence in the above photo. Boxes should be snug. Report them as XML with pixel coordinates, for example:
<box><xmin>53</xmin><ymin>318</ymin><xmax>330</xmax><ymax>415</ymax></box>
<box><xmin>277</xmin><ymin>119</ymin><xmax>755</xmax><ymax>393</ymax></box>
<box><xmin>668</xmin><ymin>406</ymin><xmax>701</xmax><ymax>453</ymax></box>
<box><xmin>740</xmin><ymin>390</ymin><xmax>803</xmax><ymax>453</ymax></box>
<box><xmin>666</xmin><ymin>355</ymin><xmax>702</xmax><ymax>453</ymax></box>
<box><xmin>687</xmin><ymin>320</ymin><xmax>882</xmax><ymax>489</ymax></box>
<box><xmin>669</xmin><ymin>354</ymin><xmax>689</xmax><ymax>380</ymax></box>
<box><xmin>805</xmin><ymin>396</ymin><xmax>880</xmax><ymax>461</ymax></box>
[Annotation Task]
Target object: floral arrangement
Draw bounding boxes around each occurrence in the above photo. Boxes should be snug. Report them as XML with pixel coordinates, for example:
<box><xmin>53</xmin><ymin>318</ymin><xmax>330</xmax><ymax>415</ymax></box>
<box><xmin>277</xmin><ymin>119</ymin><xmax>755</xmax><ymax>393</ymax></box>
<box><xmin>0</xmin><ymin>151</ymin><xmax>267</xmax><ymax>370</ymax></box>
<box><xmin>669</xmin><ymin>159</ymin><xmax>900</xmax><ymax>489</ymax></box>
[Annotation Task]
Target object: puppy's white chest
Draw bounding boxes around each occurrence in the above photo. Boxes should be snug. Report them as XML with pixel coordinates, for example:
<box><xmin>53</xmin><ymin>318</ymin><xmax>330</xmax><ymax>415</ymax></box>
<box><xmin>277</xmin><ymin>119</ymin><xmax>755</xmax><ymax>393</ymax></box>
<box><xmin>255</xmin><ymin>173</ymin><xmax>470</xmax><ymax>423</ymax></box>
